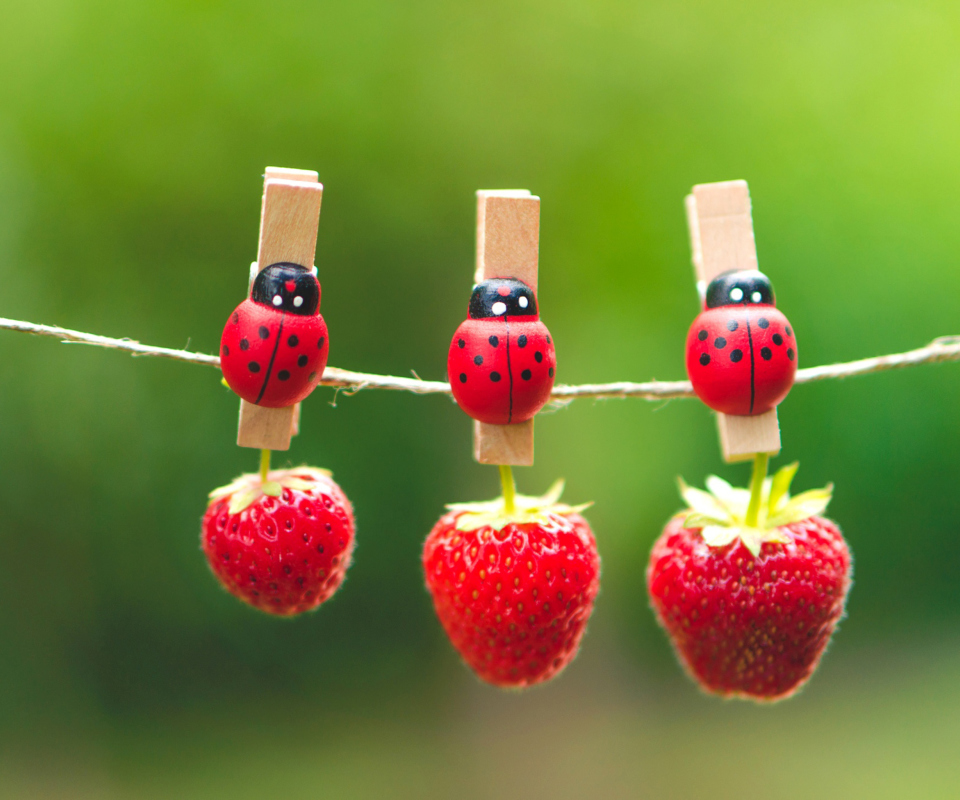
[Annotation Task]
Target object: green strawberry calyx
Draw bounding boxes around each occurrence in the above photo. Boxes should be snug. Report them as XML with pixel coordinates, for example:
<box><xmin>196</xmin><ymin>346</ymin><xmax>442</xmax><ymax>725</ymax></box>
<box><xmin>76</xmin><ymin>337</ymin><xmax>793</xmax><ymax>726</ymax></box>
<box><xmin>679</xmin><ymin>462</ymin><xmax>832</xmax><ymax>557</ymax></box>
<box><xmin>209</xmin><ymin>466</ymin><xmax>333</xmax><ymax>515</ymax></box>
<box><xmin>446</xmin><ymin>479</ymin><xmax>592</xmax><ymax>533</ymax></box>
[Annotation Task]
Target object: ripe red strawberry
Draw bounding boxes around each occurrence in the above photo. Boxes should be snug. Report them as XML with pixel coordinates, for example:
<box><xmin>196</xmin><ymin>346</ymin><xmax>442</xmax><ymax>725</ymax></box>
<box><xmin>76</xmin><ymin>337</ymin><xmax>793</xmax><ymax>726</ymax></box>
<box><xmin>647</xmin><ymin>462</ymin><xmax>852</xmax><ymax>701</ymax></box>
<box><xmin>423</xmin><ymin>479</ymin><xmax>600</xmax><ymax>688</ymax></box>
<box><xmin>202</xmin><ymin>466</ymin><xmax>355</xmax><ymax>616</ymax></box>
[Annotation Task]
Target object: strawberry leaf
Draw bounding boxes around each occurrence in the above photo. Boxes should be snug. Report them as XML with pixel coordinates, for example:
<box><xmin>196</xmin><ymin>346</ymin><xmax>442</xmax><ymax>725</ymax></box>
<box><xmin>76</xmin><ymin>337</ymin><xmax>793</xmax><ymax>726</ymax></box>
<box><xmin>678</xmin><ymin>479</ymin><xmax>732</xmax><ymax>522</ymax></box>
<box><xmin>766</xmin><ymin>486</ymin><xmax>833</xmax><ymax>528</ymax></box>
<box><xmin>768</xmin><ymin>462</ymin><xmax>799</xmax><ymax>515</ymax></box>
<box><xmin>677</xmin><ymin>464</ymin><xmax>832</xmax><ymax>557</ymax></box>
<box><xmin>447</xmin><ymin>480</ymin><xmax>592</xmax><ymax>532</ymax></box>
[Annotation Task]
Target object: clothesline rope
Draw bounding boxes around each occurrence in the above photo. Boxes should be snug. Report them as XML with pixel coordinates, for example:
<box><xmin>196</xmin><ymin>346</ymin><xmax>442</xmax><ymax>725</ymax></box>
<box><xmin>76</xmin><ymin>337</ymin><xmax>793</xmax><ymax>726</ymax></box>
<box><xmin>1</xmin><ymin>317</ymin><xmax>958</xmax><ymax>402</ymax></box>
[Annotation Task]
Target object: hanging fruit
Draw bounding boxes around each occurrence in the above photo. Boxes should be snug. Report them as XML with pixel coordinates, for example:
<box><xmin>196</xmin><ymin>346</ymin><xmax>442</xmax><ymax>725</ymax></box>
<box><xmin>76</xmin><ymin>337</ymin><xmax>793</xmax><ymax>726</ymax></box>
<box><xmin>647</xmin><ymin>462</ymin><xmax>851</xmax><ymax>701</ymax></box>
<box><xmin>203</xmin><ymin>466</ymin><xmax>355</xmax><ymax>615</ymax></box>
<box><xmin>423</xmin><ymin>479</ymin><xmax>599</xmax><ymax>688</ymax></box>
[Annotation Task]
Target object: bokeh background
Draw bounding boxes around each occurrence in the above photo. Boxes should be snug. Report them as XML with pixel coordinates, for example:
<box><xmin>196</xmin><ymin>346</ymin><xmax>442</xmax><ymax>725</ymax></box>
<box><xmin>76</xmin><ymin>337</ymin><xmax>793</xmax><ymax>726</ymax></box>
<box><xmin>1</xmin><ymin>0</ymin><xmax>960</xmax><ymax>797</ymax></box>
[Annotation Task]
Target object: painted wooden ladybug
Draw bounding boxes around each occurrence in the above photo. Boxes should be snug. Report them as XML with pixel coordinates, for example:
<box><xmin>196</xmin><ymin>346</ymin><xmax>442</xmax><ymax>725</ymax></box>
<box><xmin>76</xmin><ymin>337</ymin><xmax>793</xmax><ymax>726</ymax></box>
<box><xmin>685</xmin><ymin>269</ymin><xmax>797</xmax><ymax>416</ymax></box>
<box><xmin>221</xmin><ymin>262</ymin><xmax>329</xmax><ymax>408</ymax></box>
<box><xmin>448</xmin><ymin>278</ymin><xmax>556</xmax><ymax>425</ymax></box>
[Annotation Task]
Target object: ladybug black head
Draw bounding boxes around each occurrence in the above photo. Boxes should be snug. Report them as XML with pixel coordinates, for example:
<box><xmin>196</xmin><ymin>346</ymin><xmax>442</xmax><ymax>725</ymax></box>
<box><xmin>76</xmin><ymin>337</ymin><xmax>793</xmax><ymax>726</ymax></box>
<box><xmin>251</xmin><ymin>263</ymin><xmax>320</xmax><ymax>316</ymax></box>
<box><xmin>468</xmin><ymin>278</ymin><xmax>538</xmax><ymax>319</ymax></box>
<box><xmin>705</xmin><ymin>270</ymin><xmax>775</xmax><ymax>309</ymax></box>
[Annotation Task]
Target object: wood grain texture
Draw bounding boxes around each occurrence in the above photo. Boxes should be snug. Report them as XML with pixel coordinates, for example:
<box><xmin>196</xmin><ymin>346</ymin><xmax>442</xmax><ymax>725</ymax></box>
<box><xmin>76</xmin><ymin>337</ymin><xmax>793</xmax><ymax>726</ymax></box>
<box><xmin>475</xmin><ymin>190</ymin><xmax>540</xmax><ymax>293</ymax></box>
<box><xmin>256</xmin><ymin>179</ymin><xmax>323</xmax><ymax>271</ymax></box>
<box><xmin>716</xmin><ymin>410</ymin><xmax>780</xmax><ymax>463</ymax></box>
<box><xmin>237</xmin><ymin>401</ymin><xmax>297</xmax><ymax>450</ymax></box>
<box><xmin>690</xmin><ymin>180</ymin><xmax>758</xmax><ymax>283</ymax></box>
<box><xmin>264</xmin><ymin>166</ymin><xmax>318</xmax><ymax>184</ymax></box>
<box><xmin>473</xmin><ymin>190</ymin><xmax>541</xmax><ymax>466</ymax></box>
<box><xmin>473</xmin><ymin>419</ymin><xmax>534</xmax><ymax>466</ymax></box>
<box><xmin>237</xmin><ymin>168</ymin><xmax>323</xmax><ymax>450</ymax></box>
<box><xmin>686</xmin><ymin>180</ymin><xmax>780</xmax><ymax>462</ymax></box>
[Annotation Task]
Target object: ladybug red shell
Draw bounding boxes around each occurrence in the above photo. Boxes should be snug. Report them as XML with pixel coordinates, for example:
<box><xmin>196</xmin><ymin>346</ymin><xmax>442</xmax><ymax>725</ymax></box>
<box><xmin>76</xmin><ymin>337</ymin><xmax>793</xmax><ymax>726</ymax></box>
<box><xmin>448</xmin><ymin>278</ymin><xmax>556</xmax><ymax>425</ymax></box>
<box><xmin>221</xmin><ymin>263</ymin><xmax>329</xmax><ymax>408</ymax></box>
<box><xmin>685</xmin><ymin>270</ymin><xmax>797</xmax><ymax>416</ymax></box>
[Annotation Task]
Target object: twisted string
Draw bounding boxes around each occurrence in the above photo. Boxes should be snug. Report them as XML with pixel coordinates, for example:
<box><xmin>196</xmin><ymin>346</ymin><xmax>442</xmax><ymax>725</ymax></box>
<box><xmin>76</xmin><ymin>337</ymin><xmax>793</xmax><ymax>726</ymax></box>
<box><xmin>1</xmin><ymin>317</ymin><xmax>957</xmax><ymax>402</ymax></box>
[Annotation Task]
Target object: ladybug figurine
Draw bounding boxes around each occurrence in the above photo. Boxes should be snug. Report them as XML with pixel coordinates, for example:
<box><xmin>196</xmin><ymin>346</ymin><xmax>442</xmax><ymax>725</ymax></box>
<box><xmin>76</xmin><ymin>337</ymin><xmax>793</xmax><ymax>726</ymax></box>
<box><xmin>221</xmin><ymin>262</ymin><xmax>329</xmax><ymax>408</ymax></box>
<box><xmin>685</xmin><ymin>269</ymin><xmax>797</xmax><ymax>416</ymax></box>
<box><xmin>448</xmin><ymin>278</ymin><xmax>556</xmax><ymax>425</ymax></box>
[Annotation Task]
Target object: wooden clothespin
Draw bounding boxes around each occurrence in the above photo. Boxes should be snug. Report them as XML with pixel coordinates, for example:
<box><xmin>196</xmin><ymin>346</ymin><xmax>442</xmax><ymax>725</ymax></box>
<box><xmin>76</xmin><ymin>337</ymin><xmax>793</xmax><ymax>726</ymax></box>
<box><xmin>235</xmin><ymin>167</ymin><xmax>323</xmax><ymax>450</ymax></box>
<box><xmin>447</xmin><ymin>190</ymin><xmax>556</xmax><ymax>467</ymax></box>
<box><xmin>685</xmin><ymin>180</ymin><xmax>784</xmax><ymax>462</ymax></box>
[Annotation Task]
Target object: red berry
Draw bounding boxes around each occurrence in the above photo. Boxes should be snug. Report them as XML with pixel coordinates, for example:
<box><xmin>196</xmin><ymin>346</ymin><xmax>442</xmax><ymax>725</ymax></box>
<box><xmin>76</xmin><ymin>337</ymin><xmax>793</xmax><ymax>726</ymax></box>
<box><xmin>202</xmin><ymin>467</ymin><xmax>355</xmax><ymax>616</ymax></box>
<box><xmin>423</xmin><ymin>486</ymin><xmax>600</xmax><ymax>688</ymax></box>
<box><xmin>648</xmin><ymin>513</ymin><xmax>851</xmax><ymax>701</ymax></box>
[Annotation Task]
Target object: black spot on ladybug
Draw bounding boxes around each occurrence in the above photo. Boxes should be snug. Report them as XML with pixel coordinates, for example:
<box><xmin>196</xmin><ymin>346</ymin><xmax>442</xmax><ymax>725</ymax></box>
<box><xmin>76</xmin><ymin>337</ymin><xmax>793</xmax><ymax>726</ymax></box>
<box><xmin>535</xmin><ymin>351</ymin><xmax>543</xmax><ymax>363</ymax></box>
<box><xmin>760</xmin><ymin>347</ymin><xmax>772</xmax><ymax>360</ymax></box>
<box><xmin>474</xmin><ymin>355</ymin><xmax>484</xmax><ymax>366</ymax></box>
<box><xmin>288</xmin><ymin>334</ymin><xmax>299</xmax><ymax>347</ymax></box>
<box><xmin>490</xmin><ymin>372</ymin><xmax>501</xmax><ymax>382</ymax></box>
<box><xmin>758</xmin><ymin>317</ymin><xmax>770</xmax><ymax>329</ymax></box>
<box><xmin>727</xmin><ymin>320</ymin><xmax>739</xmax><ymax>332</ymax></box>
<box><xmin>298</xmin><ymin>355</ymin><xmax>308</xmax><ymax>367</ymax></box>
<box><xmin>773</xmin><ymin>333</ymin><xmax>783</xmax><ymax>346</ymax></box>
<box><xmin>521</xmin><ymin>369</ymin><xmax>532</xmax><ymax>380</ymax></box>
<box><xmin>518</xmin><ymin>335</ymin><xmax>527</xmax><ymax>348</ymax></box>
<box><xmin>546</xmin><ymin>335</ymin><xmax>551</xmax><ymax>344</ymax></box>
<box><xmin>240</xmin><ymin>338</ymin><xmax>250</xmax><ymax>351</ymax></box>
<box><xmin>700</xmin><ymin>353</ymin><xmax>711</xmax><ymax>366</ymax></box>
<box><xmin>459</xmin><ymin>373</ymin><xmax>467</xmax><ymax>383</ymax></box>
<box><xmin>223</xmin><ymin>345</ymin><xmax>230</xmax><ymax>357</ymax></box>
<box><xmin>489</xmin><ymin>335</ymin><xmax>499</xmax><ymax>347</ymax></box>
<box><xmin>258</xmin><ymin>326</ymin><xmax>270</xmax><ymax>339</ymax></box>
<box><xmin>731</xmin><ymin>349</ymin><xmax>743</xmax><ymax>363</ymax></box>
<box><xmin>548</xmin><ymin>367</ymin><xmax>554</xmax><ymax>377</ymax></box>
<box><xmin>232</xmin><ymin>313</ymin><xmax>239</xmax><ymax>324</ymax></box>
<box><xmin>308</xmin><ymin>372</ymin><xmax>317</xmax><ymax>381</ymax></box>
<box><xmin>714</xmin><ymin>337</ymin><xmax>726</xmax><ymax>349</ymax></box>
<box><xmin>787</xmin><ymin>348</ymin><xmax>795</xmax><ymax>360</ymax></box>
<box><xmin>278</xmin><ymin>370</ymin><xmax>290</xmax><ymax>381</ymax></box>
<box><xmin>785</xmin><ymin>326</ymin><xmax>793</xmax><ymax>337</ymax></box>
<box><xmin>698</xmin><ymin>330</ymin><xmax>708</xmax><ymax>341</ymax></box>
<box><xmin>318</xmin><ymin>337</ymin><xmax>326</xmax><ymax>349</ymax></box>
<box><xmin>458</xmin><ymin>339</ymin><xmax>465</xmax><ymax>349</ymax></box>
<box><xmin>249</xmin><ymin>361</ymin><xmax>261</xmax><ymax>373</ymax></box>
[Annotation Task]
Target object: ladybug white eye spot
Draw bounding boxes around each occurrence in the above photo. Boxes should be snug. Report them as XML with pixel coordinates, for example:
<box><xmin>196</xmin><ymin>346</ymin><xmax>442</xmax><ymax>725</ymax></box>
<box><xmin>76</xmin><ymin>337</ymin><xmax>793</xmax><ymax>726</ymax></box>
<box><xmin>492</xmin><ymin>301</ymin><xmax>507</xmax><ymax>316</ymax></box>
<box><xmin>293</xmin><ymin>296</ymin><xmax>304</xmax><ymax>308</ymax></box>
<box><xmin>518</xmin><ymin>296</ymin><xmax>529</xmax><ymax>309</ymax></box>
<box><xmin>751</xmin><ymin>291</ymin><xmax>762</xmax><ymax>303</ymax></box>
<box><xmin>272</xmin><ymin>295</ymin><xmax>283</xmax><ymax>306</ymax></box>
<box><xmin>730</xmin><ymin>287</ymin><xmax>744</xmax><ymax>302</ymax></box>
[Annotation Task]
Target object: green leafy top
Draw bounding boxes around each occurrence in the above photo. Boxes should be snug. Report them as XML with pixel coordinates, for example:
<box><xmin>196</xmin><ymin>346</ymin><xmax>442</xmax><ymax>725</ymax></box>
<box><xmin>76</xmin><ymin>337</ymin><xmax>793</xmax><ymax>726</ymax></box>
<box><xmin>209</xmin><ymin>467</ymin><xmax>333</xmax><ymax>515</ymax></box>
<box><xmin>679</xmin><ymin>462</ymin><xmax>832</xmax><ymax>557</ymax></box>
<box><xmin>445</xmin><ymin>479</ymin><xmax>592</xmax><ymax>533</ymax></box>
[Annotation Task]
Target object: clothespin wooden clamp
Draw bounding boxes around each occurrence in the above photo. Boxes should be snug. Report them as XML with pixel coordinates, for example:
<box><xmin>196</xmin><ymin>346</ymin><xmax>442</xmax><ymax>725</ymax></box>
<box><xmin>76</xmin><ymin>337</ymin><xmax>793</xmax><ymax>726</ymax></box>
<box><xmin>447</xmin><ymin>190</ymin><xmax>556</xmax><ymax>467</ymax></box>
<box><xmin>685</xmin><ymin>180</ymin><xmax>795</xmax><ymax>462</ymax></box>
<box><xmin>230</xmin><ymin>167</ymin><xmax>324</xmax><ymax>451</ymax></box>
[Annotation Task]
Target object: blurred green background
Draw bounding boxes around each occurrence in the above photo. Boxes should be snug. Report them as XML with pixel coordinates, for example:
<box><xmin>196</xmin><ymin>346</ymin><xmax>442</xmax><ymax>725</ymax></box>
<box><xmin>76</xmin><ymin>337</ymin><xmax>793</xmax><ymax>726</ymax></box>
<box><xmin>1</xmin><ymin>0</ymin><xmax>960</xmax><ymax>797</ymax></box>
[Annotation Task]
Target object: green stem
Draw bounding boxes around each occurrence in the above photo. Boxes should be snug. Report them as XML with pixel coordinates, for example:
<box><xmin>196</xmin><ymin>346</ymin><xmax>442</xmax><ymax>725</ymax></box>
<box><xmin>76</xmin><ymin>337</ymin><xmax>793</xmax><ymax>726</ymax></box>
<box><xmin>744</xmin><ymin>452</ymin><xmax>769</xmax><ymax>527</ymax></box>
<box><xmin>499</xmin><ymin>465</ymin><xmax>517</xmax><ymax>515</ymax></box>
<box><xmin>260</xmin><ymin>449</ymin><xmax>271</xmax><ymax>484</ymax></box>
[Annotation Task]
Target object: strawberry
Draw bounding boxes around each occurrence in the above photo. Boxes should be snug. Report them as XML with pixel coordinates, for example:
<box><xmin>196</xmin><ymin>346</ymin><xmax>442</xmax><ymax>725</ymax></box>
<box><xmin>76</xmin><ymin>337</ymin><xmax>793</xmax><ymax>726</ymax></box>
<box><xmin>647</xmin><ymin>461</ymin><xmax>852</xmax><ymax>702</ymax></box>
<box><xmin>423</xmin><ymin>476</ymin><xmax>600</xmax><ymax>688</ymax></box>
<box><xmin>202</xmin><ymin>466</ymin><xmax>355</xmax><ymax>616</ymax></box>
